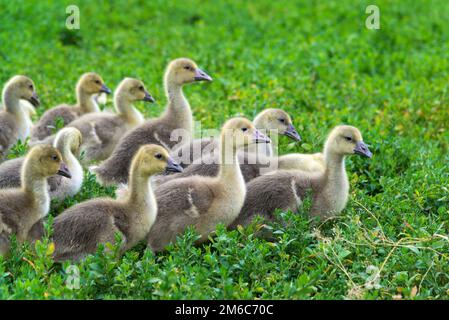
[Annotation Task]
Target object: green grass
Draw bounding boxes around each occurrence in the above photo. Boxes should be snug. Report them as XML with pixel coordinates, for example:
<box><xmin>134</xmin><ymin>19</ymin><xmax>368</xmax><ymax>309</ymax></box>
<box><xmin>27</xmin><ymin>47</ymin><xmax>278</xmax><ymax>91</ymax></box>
<box><xmin>0</xmin><ymin>0</ymin><xmax>448</xmax><ymax>299</ymax></box>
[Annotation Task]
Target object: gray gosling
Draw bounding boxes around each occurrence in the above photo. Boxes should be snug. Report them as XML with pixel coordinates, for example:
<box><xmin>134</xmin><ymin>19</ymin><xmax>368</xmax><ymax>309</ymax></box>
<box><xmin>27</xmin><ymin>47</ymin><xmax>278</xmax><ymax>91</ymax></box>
<box><xmin>0</xmin><ymin>145</ymin><xmax>71</xmax><ymax>256</ymax></box>
<box><xmin>171</xmin><ymin>108</ymin><xmax>300</xmax><ymax>168</ymax></box>
<box><xmin>93</xmin><ymin>58</ymin><xmax>212</xmax><ymax>186</ymax></box>
<box><xmin>31</xmin><ymin>72</ymin><xmax>111</xmax><ymax>141</ymax></box>
<box><xmin>147</xmin><ymin>117</ymin><xmax>270</xmax><ymax>252</ymax></box>
<box><xmin>0</xmin><ymin>75</ymin><xmax>40</xmax><ymax>160</ymax></box>
<box><xmin>0</xmin><ymin>127</ymin><xmax>83</xmax><ymax>201</ymax></box>
<box><xmin>151</xmin><ymin>109</ymin><xmax>300</xmax><ymax>186</ymax></box>
<box><xmin>52</xmin><ymin>144</ymin><xmax>182</xmax><ymax>262</ymax></box>
<box><xmin>37</xmin><ymin>78</ymin><xmax>154</xmax><ymax>165</ymax></box>
<box><xmin>230</xmin><ymin>125</ymin><xmax>372</xmax><ymax>228</ymax></box>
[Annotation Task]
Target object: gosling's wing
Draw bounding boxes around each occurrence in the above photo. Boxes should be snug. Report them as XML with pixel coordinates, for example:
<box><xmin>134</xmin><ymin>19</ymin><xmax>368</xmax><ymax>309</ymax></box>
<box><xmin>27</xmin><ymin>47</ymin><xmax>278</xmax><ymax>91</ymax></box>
<box><xmin>52</xmin><ymin>200</ymin><xmax>123</xmax><ymax>261</ymax></box>
<box><xmin>149</xmin><ymin>178</ymin><xmax>215</xmax><ymax>251</ymax></box>
<box><xmin>0</xmin><ymin>113</ymin><xmax>17</xmax><ymax>154</ymax></box>
<box><xmin>0</xmin><ymin>157</ymin><xmax>24</xmax><ymax>189</ymax></box>
<box><xmin>31</xmin><ymin>105</ymin><xmax>77</xmax><ymax>140</ymax></box>
<box><xmin>0</xmin><ymin>190</ymin><xmax>27</xmax><ymax>235</ymax></box>
<box><xmin>91</xmin><ymin>116</ymin><xmax>125</xmax><ymax>146</ymax></box>
<box><xmin>156</xmin><ymin>178</ymin><xmax>215</xmax><ymax>220</ymax></box>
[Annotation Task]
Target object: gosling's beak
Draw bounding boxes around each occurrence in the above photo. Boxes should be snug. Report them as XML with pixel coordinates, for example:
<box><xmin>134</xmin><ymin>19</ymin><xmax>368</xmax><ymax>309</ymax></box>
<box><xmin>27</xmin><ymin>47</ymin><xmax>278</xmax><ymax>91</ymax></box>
<box><xmin>99</xmin><ymin>84</ymin><xmax>112</xmax><ymax>94</ymax></box>
<box><xmin>57</xmin><ymin>162</ymin><xmax>72</xmax><ymax>179</ymax></box>
<box><xmin>165</xmin><ymin>157</ymin><xmax>183</xmax><ymax>173</ymax></box>
<box><xmin>194</xmin><ymin>68</ymin><xmax>213</xmax><ymax>82</ymax></box>
<box><xmin>354</xmin><ymin>141</ymin><xmax>372</xmax><ymax>158</ymax></box>
<box><xmin>284</xmin><ymin>124</ymin><xmax>301</xmax><ymax>142</ymax></box>
<box><xmin>143</xmin><ymin>90</ymin><xmax>155</xmax><ymax>103</ymax></box>
<box><xmin>29</xmin><ymin>92</ymin><xmax>40</xmax><ymax>107</ymax></box>
<box><xmin>253</xmin><ymin>129</ymin><xmax>271</xmax><ymax>144</ymax></box>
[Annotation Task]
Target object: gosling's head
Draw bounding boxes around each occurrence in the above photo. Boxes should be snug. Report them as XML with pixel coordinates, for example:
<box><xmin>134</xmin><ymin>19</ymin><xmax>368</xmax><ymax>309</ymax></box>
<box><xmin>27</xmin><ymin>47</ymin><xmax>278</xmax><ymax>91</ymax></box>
<box><xmin>115</xmin><ymin>78</ymin><xmax>155</xmax><ymax>103</ymax></box>
<box><xmin>2</xmin><ymin>75</ymin><xmax>40</xmax><ymax>107</ymax></box>
<box><xmin>324</xmin><ymin>125</ymin><xmax>372</xmax><ymax>158</ymax></box>
<box><xmin>133</xmin><ymin>144</ymin><xmax>183</xmax><ymax>177</ymax></box>
<box><xmin>24</xmin><ymin>145</ymin><xmax>72</xmax><ymax>179</ymax></box>
<box><xmin>165</xmin><ymin>58</ymin><xmax>212</xmax><ymax>86</ymax></box>
<box><xmin>253</xmin><ymin>108</ymin><xmax>301</xmax><ymax>141</ymax></box>
<box><xmin>54</xmin><ymin>127</ymin><xmax>82</xmax><ymax>156</ymax></box>
<box><xmin>77</xmin><ymin>72</ymin><xmax>111</xmax><ymax>95</ymax></box>
<box><xmin>221</xmin><ymin>117</ymin><xmax>271</xmax><ymax>150</ymax></box>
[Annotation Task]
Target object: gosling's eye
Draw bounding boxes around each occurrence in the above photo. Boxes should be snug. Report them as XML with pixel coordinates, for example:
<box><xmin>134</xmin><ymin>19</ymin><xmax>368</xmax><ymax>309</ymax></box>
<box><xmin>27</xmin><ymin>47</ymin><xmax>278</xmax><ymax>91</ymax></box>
<box><xmin>155</xmin><ymin>153</ymin><xmax>162</xmax><ymax>160</ymax></box>
<box><xmin>29</xmin><ymin>84</ymin><xmax>33</xmax><ymax>90</ymax></box>
<box><xmin>95</xmin><ymin>80</ymin><xmax>101</xmax><ymax>84</ymax></box>
<box><xmin>51</xmin><ymin>155</ymin><xmax>58</xmax><ymax>161</ymax></box>
<box><xmin>184</xmin><ymin>65</ymin><xmax>191</xmax><ymax>70</ymax></box>
<box><xmin>139</xmin><ymin>86</ymin><xmax>144</xmax><ymax>90</ymax></box>
<box><xmin>279</xmin><ymin>118</ymin><xmax>285</xmax><ymax>123</ymax></box>
<box><xmin>241</xmin><ymin>128</ymin><xmax>248</xmax><ymax>132</ymax></box>
<box><xmin>345</xmin><ymin>136</ymin><xmax>352</xmax><ymax>141</ymax></box>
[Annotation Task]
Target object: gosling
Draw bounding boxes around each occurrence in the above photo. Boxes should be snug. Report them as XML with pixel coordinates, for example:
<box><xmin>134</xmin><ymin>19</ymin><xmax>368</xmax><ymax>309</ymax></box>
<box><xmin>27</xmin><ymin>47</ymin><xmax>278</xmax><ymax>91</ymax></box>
<box><xmin>0</xmin><ymin>127</ymin><xmax>83</xmax><ymax>201</ymax></box>
<box><xmin>36</xmin><ymin>78</ymin><xmax>154</xmax><ymax>165</ymax></box>
<box><xmin>0</xmin><ymin>145</ymin><xmax>71</xmax><ymax>256</ymax></box>
<box><xmin>230</xmin><ymin>125</ymin><xmax>372</xmax><ymax>228</ymax></box>
<box><xmin>52</xmin><ymin>144</ymin><xmax>182</xmax><ymax>262</ymax></box>
<box><xmin>147</xmin><ymin>117</ymin><xmax>270</xmax><ymax>252</ymax></box>
<box><xmin>0</xmin><ymin>75</ymin><xmax>40</xmax><ymax>161</ymax></box>
<box><xmin>171</xmin><ymin>108</ymin><xmax>300</xmax><ymax>168</ymax></box>
<box><xmin>31</xmin><ymin>72</ymin><xmax>111</xmax><ymax>140</ymax></box>
<box><xmin>93</xmin><ymin>58</ymin><xmax>212</xmax><ymax>186</ymax></box>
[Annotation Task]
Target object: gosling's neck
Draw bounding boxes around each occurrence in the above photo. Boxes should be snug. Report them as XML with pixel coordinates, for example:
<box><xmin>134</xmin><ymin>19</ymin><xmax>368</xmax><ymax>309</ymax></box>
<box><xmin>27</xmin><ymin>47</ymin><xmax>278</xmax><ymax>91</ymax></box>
<box><xmin>310</xmin><ymin>145</ymin><xmax>350</xmax><ymax>218</ymax></box>
<box><xmin>77</xmin><ymin>89</ymin><xmax>99</xmax><ymax>114</ymax></box>
<box><xmin>217</xmin><ymin>136</ymin><xmax>244</xmax><ymax>186</ymax></box>
<box><xmin>3</xmin><ymin>89</ymin><xmax>32</xmax><ymax>140</ymax></box>
<box><xmin>163</xmin><ymin>79</ymin><xmax>193</xmax><ymax>134</ymax></box>
<box><xmin>114</xmin><ymin>94</ymin><xmax>144</xmax><ymax>126</ymax></box>
<box><xmin>125</xmin><ymin>167</ymin><xmax>156</xmax><ymax>214</ymax></box>
<box><xmin>55</xmin><ymin>139</ymin><xmax>79</xmax><ymax>172</ymax></box>
<box><xmin>21</xmin><ymin>161</ymin><xmax>49</xmax><ymax>214</ymax></box>
<box><xmin>323</xmin><ymin>147</ymin><xmax>347</xmax><ymax>187</ymax></box>
<box><xmin>2</xmin><ymin>89</ymin><xmax>21</xmax><ymax>115</ymax></box>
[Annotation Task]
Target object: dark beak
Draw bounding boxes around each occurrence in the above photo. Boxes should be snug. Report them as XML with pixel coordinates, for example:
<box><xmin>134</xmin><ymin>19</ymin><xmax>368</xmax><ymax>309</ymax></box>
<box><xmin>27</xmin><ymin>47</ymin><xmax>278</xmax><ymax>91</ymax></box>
<box><xmin>57</xmin><ymin>162</ymin><xmax>72</xmax><ymax>179</ymax></box>
<box><xmin>194</xmin><ymin>68</ymin><xmax>213</xmax><ymax>82</ymax></box>
<box><xmin>284</xmin><ymin>124</ymin><xmax>301</xmax><ymax>142</ymax></box>
<box><xmin>143</xmin><ymin>90</ymin><xmax>155</xmax><ymax>103</ymax></box>
<box><xmin>252</xmin><ymin>129</ymin><xmax>271</xmax><ymax>144</ymax></box>
<box><xmin>354</xmin><ymin>141</ymin><xmax>372</xmax><ymax>158</ymax></box>
<box><xmin>165</xmin><ymin>157</ymin><xmax>183</xmax><ymax>173</ymax></box>
<box><xmin>29</xmin><ymin>92</ymin><xmax>40</xmax><ymax>107</ymax></box>
<box><xmin>99</xmin><ymin>84</ymin><xmax>112</xmax><ymax>94</ymax></box>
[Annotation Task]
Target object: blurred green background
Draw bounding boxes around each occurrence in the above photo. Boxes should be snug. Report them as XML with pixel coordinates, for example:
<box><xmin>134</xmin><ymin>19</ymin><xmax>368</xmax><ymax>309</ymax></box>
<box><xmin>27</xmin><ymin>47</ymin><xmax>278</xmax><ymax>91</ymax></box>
<box><xmin>0</xmin><ymin>0</ymin><xmax>448</xmax><ymax>299</ymax></box>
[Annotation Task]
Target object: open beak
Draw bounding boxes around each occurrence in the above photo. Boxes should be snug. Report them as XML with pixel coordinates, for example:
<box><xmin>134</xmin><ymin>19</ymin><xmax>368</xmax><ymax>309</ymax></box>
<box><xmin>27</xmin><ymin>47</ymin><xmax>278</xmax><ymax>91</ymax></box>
<box><xmin>252</xmin><ymin>129</ymin><xmax>271</xmax><ymax>144</ymax></box>
<box><xmin>354</xmin><ymin>141</ymin><xmax>372</xmax><ymax>158</ymax></box>
<box><xmin>284</xmin><ymin>124</ymin><xmax>301</xmax><ymax>141</ymax></box>
<box><xmin>143</xmin><ymin>91</ymin><xmax>155</xmax><ymax>103</ymax></box>
<box><xmin>99</xmin><ymin>84</ymin><xmax>112</xmax><ymax>94</ymax></box>
<box><xmin>194</xmin><ymin>68</ymin><xmax>213</xmax><ymax>82</ymax></box>
<box><xmin>165</xmin><ymin>157</ymin><xmax>183</xmax><ymax>173</ymax></box>
<box><xmin>29</xmin><ymin>92</ymin><xmax>40</xmax><ymax>107</ymax></box>
<box><xmin>57</xmin><ymin>162</ymin><xmax>72</xmax><ymax>179</ymax></box>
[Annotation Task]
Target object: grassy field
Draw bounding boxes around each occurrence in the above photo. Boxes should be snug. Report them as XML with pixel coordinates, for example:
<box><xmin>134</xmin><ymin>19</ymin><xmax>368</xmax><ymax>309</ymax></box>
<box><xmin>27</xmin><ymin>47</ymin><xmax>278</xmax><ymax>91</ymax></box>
<box><xmin>0</xmin><ymin>0</ymin><xmax>448</xmax><ymax>299</ymax></box>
